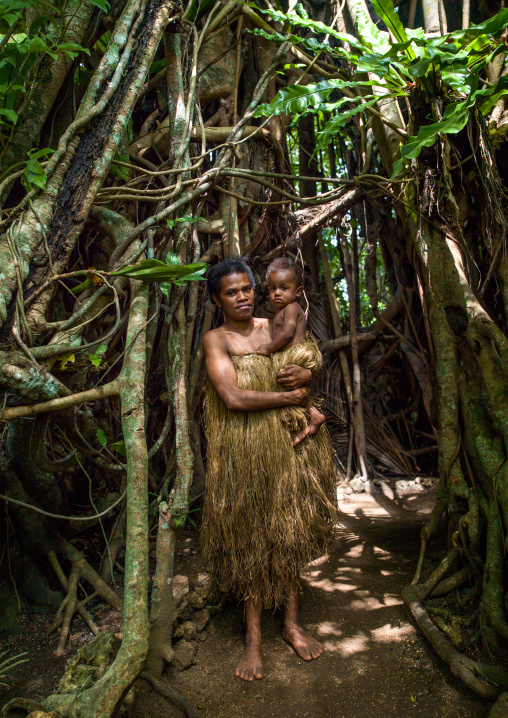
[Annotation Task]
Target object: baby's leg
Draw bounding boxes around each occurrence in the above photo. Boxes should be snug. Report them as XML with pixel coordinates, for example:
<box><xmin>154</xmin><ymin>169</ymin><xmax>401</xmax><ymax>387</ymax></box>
<box><xmin>308</xmin><ymin>405</ymin><xmax>326</xmax><ymax>432</ymax></box>
<box><xmin>292</xmin><ymin>406</ymin><xmax>326</xmax><ymax>447</ymax></box>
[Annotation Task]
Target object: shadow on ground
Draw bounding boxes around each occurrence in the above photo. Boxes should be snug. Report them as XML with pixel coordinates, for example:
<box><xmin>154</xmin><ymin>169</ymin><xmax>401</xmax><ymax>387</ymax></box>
<box><xmin>135</xmin><ymin>485</ymin><xmax>491</xmax><ymax>718</ymax></box>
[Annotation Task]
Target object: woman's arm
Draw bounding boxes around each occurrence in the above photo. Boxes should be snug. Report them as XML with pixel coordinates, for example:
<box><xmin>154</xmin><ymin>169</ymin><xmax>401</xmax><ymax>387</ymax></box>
<box><xmin>203</xmin><ymin>331</ymin><xmax>309</xmax><ymax>412</ymax></box>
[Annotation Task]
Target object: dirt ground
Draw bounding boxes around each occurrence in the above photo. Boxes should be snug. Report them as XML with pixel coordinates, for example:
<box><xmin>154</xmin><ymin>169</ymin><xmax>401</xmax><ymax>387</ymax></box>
<box><xmin>134</xmin><ymin>482</ymin><xmax>492</xmax><ymax>718</ymax></box>
<box><xmin>1</xmin><ymin>483</ymin><xmax>494</xmax><ymax>718</ymax></box>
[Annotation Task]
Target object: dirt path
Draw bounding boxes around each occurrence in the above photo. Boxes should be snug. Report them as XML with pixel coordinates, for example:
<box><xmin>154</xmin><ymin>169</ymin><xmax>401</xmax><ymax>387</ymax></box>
<box><xmin>136</xmin><ymin>485</ymin><xmax>491</xmax><ymax>718</ymax></box>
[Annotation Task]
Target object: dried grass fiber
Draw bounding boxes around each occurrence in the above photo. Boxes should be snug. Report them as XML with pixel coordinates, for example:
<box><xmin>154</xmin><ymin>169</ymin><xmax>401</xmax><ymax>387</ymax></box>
<box><xmin>200</xmin><ymin>337</ymin><xmax>338</xmax><ymax>608</ymax></box>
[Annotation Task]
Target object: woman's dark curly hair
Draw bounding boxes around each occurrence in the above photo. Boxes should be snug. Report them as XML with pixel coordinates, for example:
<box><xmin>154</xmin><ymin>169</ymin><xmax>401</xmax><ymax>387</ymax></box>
<box><xmin>206</xmin><ymin>258</ymin><xmax>255</xmax><ymax>298</ymax></box>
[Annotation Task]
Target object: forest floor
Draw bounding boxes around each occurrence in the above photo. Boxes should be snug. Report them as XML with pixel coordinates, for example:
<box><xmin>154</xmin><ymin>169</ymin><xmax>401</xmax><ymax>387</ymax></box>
<box><xmin>0</xmin><ymin>482</ymin><xmax>493</xmax><ymax>718</ymax></box>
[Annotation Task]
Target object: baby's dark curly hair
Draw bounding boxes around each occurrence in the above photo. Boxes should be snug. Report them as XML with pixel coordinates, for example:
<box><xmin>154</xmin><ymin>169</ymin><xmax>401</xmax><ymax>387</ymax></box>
<box><xmin>266</xmin><ymin>256</ymin><xmax>303</xmax><ymax>286</ymax></box>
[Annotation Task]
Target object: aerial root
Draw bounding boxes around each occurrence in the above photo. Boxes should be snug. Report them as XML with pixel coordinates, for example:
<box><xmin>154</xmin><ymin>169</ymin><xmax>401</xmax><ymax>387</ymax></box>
<box><xmin>402</xmin><ymin>585</ymin><xmax>501</xmax><ymax>699</ymax></box>
<box><xmin>140</xmin><ymin>671</ymin><xmax>198</xmax><ymax>718</ymax></box>
<box><xmin>0</xmin><ymin>697</ymin><xmax>47</xmax><ymax>717</ymax></box>
<box><xmin>45</xmin><ymin>548</ymin><xmax>120</xmax><ymax>652</ymax></box>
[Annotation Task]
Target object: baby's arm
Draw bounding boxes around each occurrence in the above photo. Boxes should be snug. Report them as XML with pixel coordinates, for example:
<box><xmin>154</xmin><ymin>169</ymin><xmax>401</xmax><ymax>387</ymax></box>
<box><xmin>257</xmin><ymin>303</ymin><xmax>301</xmax><ymax>355</ymax></box>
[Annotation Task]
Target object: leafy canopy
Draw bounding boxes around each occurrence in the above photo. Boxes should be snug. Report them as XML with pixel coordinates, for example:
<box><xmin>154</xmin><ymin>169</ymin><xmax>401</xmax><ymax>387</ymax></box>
<box><xmin>252</xmin><ymin>1</ymin><xmax>508</xmax><ymax>176</ymax></box>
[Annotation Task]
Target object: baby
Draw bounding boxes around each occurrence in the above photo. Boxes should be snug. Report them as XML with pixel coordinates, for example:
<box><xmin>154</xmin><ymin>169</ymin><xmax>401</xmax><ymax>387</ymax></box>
<box><xmin>256</xmin><ymin>256</ymin><xmax>326</xmax><ymax>443</ymax></box>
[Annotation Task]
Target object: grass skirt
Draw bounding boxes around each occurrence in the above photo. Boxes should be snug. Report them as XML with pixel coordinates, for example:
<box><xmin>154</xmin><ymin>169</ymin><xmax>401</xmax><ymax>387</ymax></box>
<box><xmin>200</xmin><ymin>337</ymin><xmax>338</xmax><ymax>608</ymax></box>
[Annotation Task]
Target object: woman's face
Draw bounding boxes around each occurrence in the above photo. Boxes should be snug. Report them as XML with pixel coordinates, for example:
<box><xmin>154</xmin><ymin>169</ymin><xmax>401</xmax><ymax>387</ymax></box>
<box><xmin>213</xmin><ymin>272</ymin><xmax>255</xmax><ymax>321</ymax></box>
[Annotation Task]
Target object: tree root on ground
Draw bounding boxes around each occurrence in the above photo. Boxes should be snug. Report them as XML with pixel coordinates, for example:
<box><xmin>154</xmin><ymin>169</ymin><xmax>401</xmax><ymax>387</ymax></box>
<box><xmin>140</xmin><ymin>672</ymin><xmax>198</xmax><ymax>718</ymax></box>
<box><xmin>1</xmin><ymin>698</ymin><xmax>47</xmax><ymax>716</ymax></box>
<box><xmin>402</xmin><ymin>585</ymin><xmax>501</xmax><ymax>699</ymax></box>
<box><xmin>46</xmin><ymin>548</ymin><xmax>121</xmax><ymax>653</ymax></box>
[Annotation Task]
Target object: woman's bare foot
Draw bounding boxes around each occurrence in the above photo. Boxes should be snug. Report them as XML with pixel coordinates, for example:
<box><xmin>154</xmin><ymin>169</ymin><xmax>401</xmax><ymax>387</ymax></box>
<box><xmin>235</xmin><ymin>642</ymin><xmax>264</xmax><ymax>681</ymax></box>
<box><xmin>282</xmin><ymin>623</ymin><xmax>323</xmax><ymax>661</ymax></box>
<box><xmin>293</xmin><ymin>407</ymin><xmax>326</xmax><ymax>446</ymax></box>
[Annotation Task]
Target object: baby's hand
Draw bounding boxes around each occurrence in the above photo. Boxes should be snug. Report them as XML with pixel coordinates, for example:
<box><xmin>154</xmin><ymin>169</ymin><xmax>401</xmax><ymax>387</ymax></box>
<box><xmin>256</xmin><ymin>344</ymin><xmax>270</xmax><ymax>356</ymax></box>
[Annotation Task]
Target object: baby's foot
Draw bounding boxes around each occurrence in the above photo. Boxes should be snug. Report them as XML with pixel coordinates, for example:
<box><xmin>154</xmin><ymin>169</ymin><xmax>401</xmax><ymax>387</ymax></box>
<box><xmin>292</xmin><ymin>407</ymin><xmax>325</xmax><ymax>446</ymax></box>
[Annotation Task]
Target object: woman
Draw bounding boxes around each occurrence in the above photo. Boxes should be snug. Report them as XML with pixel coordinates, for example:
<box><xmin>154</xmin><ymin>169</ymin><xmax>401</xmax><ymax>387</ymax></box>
<box><xmin>200</xmin><ymin>258</ymin><xmax>337</xmax><ymax>681</ymax></box>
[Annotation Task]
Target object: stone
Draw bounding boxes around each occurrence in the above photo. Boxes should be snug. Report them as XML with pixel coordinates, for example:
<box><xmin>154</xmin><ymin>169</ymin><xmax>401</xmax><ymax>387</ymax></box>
<box><xmin>176</xmin><ymin>599</ymin><xmax>189</xmax><ymax>618</ymax></box>
<box><xmin>181</xmin><ymin>621</ymin><xmax>196</xmax><ymax>642</ymax></box>
<box><xmin>194</xmin><ymin>609</ymin><xmax>209</xmax><ymax>633</ymax></box>
<box><xmin>172</xmin><ymin>640</ymin><xmax>197</xmax><ymax>671</ymax></box>
<box><xmin>422</xmin><ymin>477</ymin><xmax>434</xmax><ymax>487</ymax></box>
<box><xmin>349</xmin><ymin>477</ymin><xmax>365</xmax><ymax>493</ymax></box>
<box><xmin>173</xmin><ymin>574</ymin><xmax>189</xmax><ymax>606</ymax></box>
<box><xmin>196</xmin><ymin>631</ymin><xmax>207</xmax><ymax>642</ymax></box>
<box><xmin>489</xmin><ymin>693</ymin><xmax>508</xmax><ymax>718</ymax></box>
<box><xmin>188</xmin><ymin>590</ymin><xmax>206</xmax><ymax>610</ymax></box>
<box><xmin>208</xmin><ymin>624</ymin><xmax>216</xmax><ymax>636</ymax></box>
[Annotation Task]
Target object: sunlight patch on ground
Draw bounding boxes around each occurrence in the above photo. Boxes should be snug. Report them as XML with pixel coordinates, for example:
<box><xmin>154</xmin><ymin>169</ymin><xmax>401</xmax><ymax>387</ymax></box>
<box><xmin>348</xmin><ymin>592</ymin><xmax>401</xmax><ymax>610</ymax></box>
<box><xmin>370</xmin><ymin>622</ymin><xmax>413</xmax><ymax>642</ymax></box>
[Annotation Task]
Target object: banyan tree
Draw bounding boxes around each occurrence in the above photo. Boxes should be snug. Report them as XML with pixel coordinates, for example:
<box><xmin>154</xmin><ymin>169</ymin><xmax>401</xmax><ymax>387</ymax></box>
<box><xmin>1</xmin><ymin>0</ymin><xmax>508</xmax><ymax>715</ymax></box>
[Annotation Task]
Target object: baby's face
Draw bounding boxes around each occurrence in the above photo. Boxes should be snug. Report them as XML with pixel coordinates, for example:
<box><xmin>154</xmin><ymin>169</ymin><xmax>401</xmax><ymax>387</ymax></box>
<box><xmin>267</xmin><ymin>269</ymin><xmax>303</xmax><ymax>309</ymax></box>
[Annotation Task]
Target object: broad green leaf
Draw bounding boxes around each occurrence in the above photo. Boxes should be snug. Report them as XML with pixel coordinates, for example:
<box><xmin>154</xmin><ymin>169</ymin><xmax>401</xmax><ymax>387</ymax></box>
<box><xmin>58</xmin><ymin>353</ymin><xmax>75</xmax><ymax>370</ymax></box>
<box><xmin>89</xmin><ymin>0</ymin><xmax>110</xmax><ymax>11</ymax></box>
<box><xmin>356</xmin><ymin>3</ymin><xmax>390</xmax><ymax>53</ymax></box>
<box><xmin>57</xmin><ymin>42</ymin><xmax>90</xmax><ymax>59</ymax></box>
<box><xmin>95</xmin><ymin>344</ymin><xmax>108</xmax><ymax>355</ymax></box>
<box><xmin>0</xmin><ymin>107</ymin><xmax>17</xmax><ymax>123</ymax></box>
<box><xmin>449</xmin><ymin>8</ymin><xmax>508</xmax><ymax>41</ymax></box>
<box><xmin>96</xmin><ymin>428</ymin><xmax>107</xmax><ymax>446</ymax></box>
<box><xmin>394</xmin><ymin>92</ymin><xmax>477</xmax><ymax>177</ymax></box>
<box><xmin>71</xmin><ymin>277</ymin><xmax>93</xmax><ymax>293</ymax></box>
<box><xmin>89</xmin><ymin>354</ymin><xmax>102</xmax><ymax>367</ymax></box>
<box><xmin>112</xmin><ymin>259</ymin><xmax>207</xmax><ymax>282</ymax></box>
<box><xmin>257</xmin><ymin>5</ymin><xmax>365</xmax><ymax>51</ymax></box>
<box><xmin>254</xmin><ymin>80</ymin><xmax>376</xmax><ymax>118</ymax></box>
<box><xmin>481</xmin><ymin>75</ymin><xmax>508</xmax><ymax>115</ymax></box>
<box><xmin>316</xmin><ymin>98</ymin><xmax>379</xmax><ymax>151</ymax></box>
<box><xmin>110</xmin><ymin>440</ymin><xmax>126</xmax><ymax>456</ymax></box>
<box><xmin>22</xmin><ymin>154</ymin><xmax>47</xmax><ymax>190</ymax></box>
<box><xmin>370</xmin><ymin>0</ymin><xmax>410</xmax><ymax>46</ymax></box>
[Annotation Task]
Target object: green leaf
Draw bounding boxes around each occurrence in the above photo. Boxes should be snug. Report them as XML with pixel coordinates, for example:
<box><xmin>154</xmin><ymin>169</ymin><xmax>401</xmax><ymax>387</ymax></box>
<box><xmin>112</xmin><ymin>259</ymin><xmax>207</xmax><ymax>282</ymax></box>
<box><xmin>89</xmin><ymin>354</ymin><xmax>102</xmax><ymax>367</ymax></box>
<box><xmin>449</xmin><ymin>8</ymin><xmax>508</xmax><ymax>41</ymax></box>
<box><xmin>316</xmin><ymin>98</ymin><xmax>380</xmax><ymax>151</ymax></box>
<box><xmin>71</xmin><ymin>277</ymin><xmax>93</xmax><ymax>293</ymax></box>
<box><xmin>89</xmin><ymin>0</ymin><xmax>110</xmax><ymax>11</ymax></box>
<box><xmin>57</xmin><ymin>42</ymin><xmax>90</xmax><ymax>59</ymax></box>
<box><xmin>96</xmin><ymin>428</ymin><xmax>107</xmax><ymax>446</ymax></box>
<box><xmin>0</xmin><ymin>107</ymin><xmax>17</xmax><ymax>123</ymax></box>
<box><xmin>391</xmin><ymin>156</ymin><xmax>405</xmax><ymax>178</ymax></box>
<box><xmin>95</xmin><ymin>344</ymin><xmax>108</xmax><ymax>355</ymax></box>
<box><xmin>393</xmin><ymin>91</ymin><xmax>478</xmax><ymax>176</ymax></box>
<box><xmin>21</xmin><ymin>150</ymin><xmax>48</xmax><ymax>190</ymax></box>
<box><xmin>171</xmin><ymin>267</ymin><xmax>207</xmax><ymax>286</ymax></box>
<box><xmin>356</xmin><ymin>3</ymin><xmax>391</xmax><ymax>53</ymax></box>
<box><xmin>257</xmin><ymin>5</ymin><xmax>365</xmax><ymax>50</ymax></box>
<box><xmin>481</xmin><ymin>74</ymin><xmax>508</xmax><ymax>115</ymax></box>
<box><xmin>109</xmin><ymin>440</ymin><xmax>126</xmax><ymax>456</ymax></box>
<box><xmin>370</xmin><ymin>0</ymin><xmax>409</xmax><ymax>46</ymax></box>
<box><xmin>254</xmin><ymin>79</ymin><xmax>377</xmax><ymax>118</ymax></box>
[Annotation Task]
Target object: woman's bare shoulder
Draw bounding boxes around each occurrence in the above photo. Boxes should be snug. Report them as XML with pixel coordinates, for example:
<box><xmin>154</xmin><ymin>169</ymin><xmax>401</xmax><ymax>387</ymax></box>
<box><xmin>203</xmin><ymin>327</ymin><xmax>228</xmax><ymax>351</ymax></box>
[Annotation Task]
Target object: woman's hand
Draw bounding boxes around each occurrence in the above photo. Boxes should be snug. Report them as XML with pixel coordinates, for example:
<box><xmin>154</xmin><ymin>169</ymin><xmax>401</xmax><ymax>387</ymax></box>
<box><xmin>289</xmin><ymin>386</ymin><xmax>310</xmax><ymax>406</ymax></box>
<box><xmin>276</xmin><ymin>364</ymin><xmax>312</xmax><ymax>390</ymax></box>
